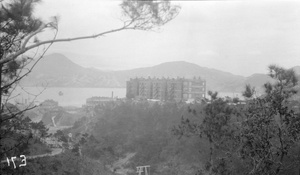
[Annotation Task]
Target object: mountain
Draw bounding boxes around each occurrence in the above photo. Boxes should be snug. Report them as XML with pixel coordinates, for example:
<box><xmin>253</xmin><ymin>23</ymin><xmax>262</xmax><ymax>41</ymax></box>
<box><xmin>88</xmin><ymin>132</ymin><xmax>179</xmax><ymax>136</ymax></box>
<box><xmin>21</xmin><ymin>53</ymin><xmax>300</xmax><ymax>93</ymax></box>
<box><xmin>243</xmin><ymin>73</ymin><xmax>275</xmax><ymax>92</ymax></box>
<box><xmin>112</xmin><ymin>61</ymin><xmax>245</xmax><ymax>92</ymax></box>
<box><xmin>23</xmin><ymin>53</ymin><xmax>121</xmax><ymax>87</ymax></box>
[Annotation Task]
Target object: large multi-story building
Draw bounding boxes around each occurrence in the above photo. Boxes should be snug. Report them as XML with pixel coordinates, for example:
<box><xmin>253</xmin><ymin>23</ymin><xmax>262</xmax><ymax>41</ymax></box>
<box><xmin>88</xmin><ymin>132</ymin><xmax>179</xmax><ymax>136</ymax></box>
<box><xmin>126</xmin><ymin>77</ymin><xmax>206</xmax><ymax>102</ymax></box>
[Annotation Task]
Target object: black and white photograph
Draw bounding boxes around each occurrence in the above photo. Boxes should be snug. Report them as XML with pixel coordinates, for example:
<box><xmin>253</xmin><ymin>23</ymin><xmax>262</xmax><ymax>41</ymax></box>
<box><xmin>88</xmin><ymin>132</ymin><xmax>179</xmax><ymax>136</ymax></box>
<box><xmin>1</xmin><ymin>0</ymin><xmax>300</xmax><ymax>174</ymax></box>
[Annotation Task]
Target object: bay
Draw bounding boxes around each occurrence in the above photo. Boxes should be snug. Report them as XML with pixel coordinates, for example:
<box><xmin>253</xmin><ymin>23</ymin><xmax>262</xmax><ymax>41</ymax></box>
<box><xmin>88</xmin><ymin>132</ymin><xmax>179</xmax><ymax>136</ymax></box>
<box><xmin>9</xmin><ymin>87</ymin><xmax>244</xmax><ymax>107</ymax></box>
<box><xmin>10</xmin><ymin>87</ymin><xmax>126</xmax><ymax>107</ymax></box>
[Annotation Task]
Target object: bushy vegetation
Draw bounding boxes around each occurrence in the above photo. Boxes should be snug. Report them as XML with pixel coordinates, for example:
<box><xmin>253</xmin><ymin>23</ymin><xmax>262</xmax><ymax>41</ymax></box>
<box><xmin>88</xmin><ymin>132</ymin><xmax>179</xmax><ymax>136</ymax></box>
<box><xmin>174</xmin><ymin>65</ymin><xmax>300</xmax><ymax>175</ymax></box>
<box><xmin>46</xmin><ymin>66</ymin><xmax>298</xmax><ymax>175</ymax></box>
<box><xmin>82</xmin><ymin>101</ymin><xmax>204</xmax><ymax>174</ymax></box>
<box><xmin>2</xmin><ymin>66</ymin><xmax>298</xmax><ymax>174</ymax></box>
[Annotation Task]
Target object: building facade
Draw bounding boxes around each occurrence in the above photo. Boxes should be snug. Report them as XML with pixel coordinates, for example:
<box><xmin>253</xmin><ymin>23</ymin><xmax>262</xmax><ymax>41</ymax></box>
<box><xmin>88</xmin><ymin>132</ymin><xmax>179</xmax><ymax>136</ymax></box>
<box><xmin>84</xmin><ymin>96</ymin><xmax>113</xmax><ymax>109</ymax></box>
<box><xmin>126</xmin><ymin>77</ymin><xmax>206</xmax><ymax>102</ymax></box>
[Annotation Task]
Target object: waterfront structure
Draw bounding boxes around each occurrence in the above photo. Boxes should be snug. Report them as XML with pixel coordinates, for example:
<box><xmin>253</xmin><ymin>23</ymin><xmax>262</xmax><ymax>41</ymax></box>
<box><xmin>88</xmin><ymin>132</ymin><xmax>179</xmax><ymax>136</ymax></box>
<box><xmin>126</xmin><ymin>77</ymin><xmax>206</xmax><ymax>102</ymax></box>
<box><xmin>40</xmin><ymin>99</ymin><xmax>58</xmax><ymax>109</ymax></box>
<box><xmin>84</xmin><ymin>96</ymin><xmax>113</xmax><ymax>108</ymax></box>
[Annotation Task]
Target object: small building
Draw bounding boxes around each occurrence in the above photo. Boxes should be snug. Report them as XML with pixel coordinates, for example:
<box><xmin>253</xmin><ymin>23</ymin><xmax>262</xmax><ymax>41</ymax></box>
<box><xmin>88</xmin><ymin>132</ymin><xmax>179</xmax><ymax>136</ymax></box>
<box><xmin>84</xmin><ymin>96</ymin><xmax>113</xmax><ymax>109</ymax></box>
<box><xmin>40</xmin><ymin>99</ymin><xmax>59</xmax><ymax>110</ymax></box>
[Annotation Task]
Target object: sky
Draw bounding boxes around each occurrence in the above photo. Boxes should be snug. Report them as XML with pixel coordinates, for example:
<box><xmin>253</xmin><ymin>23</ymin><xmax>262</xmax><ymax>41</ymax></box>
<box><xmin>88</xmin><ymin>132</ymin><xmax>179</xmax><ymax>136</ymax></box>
<box><xmin>34</xmin><ymin>0</ymin><xmax>300</xmax><ymax>77</ymax></box>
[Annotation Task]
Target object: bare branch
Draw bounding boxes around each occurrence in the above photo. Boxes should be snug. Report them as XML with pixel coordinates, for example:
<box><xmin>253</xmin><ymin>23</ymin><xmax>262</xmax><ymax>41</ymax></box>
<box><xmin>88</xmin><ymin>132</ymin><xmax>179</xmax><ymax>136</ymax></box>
<box><xmin>1</xmin><ymin>105</ymin><xmax>36</xmax><ymax>122</ymax></box>
<box><xmin>1</xmin><ymin>28</ymin><xmax>57</xmax><ymax>93</ymax></box>
<box><xmin>0</xmin><ymin>25</ymin><xmax>131</xmax><ymax>66</ymax></box>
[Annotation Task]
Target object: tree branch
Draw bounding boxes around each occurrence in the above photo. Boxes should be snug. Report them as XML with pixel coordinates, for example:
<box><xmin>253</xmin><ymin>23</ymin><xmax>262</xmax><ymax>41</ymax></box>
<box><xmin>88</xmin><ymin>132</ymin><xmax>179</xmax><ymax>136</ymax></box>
<box><xmin>1</xmin><ymin>105</ymin><xmax>37</xmax><ymax>122</ymax></box>
<box><xmin>0</xmin><ymin>25</ymin><xmax>130</xmax><ymax>66</ymax></box>
<box><xmin>1</xmin><ymin>27</ymin><xmax>57</xmax><ymax>93</ymax></box>
<box><xmin>21</xmin><ymin>23</ymin><xmax>48</xmax><ymax>50</ymax></box>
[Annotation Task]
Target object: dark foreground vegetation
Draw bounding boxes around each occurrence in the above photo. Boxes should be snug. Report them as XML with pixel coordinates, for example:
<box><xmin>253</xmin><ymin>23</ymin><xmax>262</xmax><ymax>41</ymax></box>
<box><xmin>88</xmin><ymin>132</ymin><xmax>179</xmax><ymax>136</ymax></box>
<box><xmin>0</xmin><ymin>0</ymin><xmax>179</xmax><ymax>174</ymax></box>
<box><xmin>1</xmin><ymin>65</ymin><xmax>299</xmax><ymax>175</ymax></box>
<box><xmin>173</xmin><ymin>65</ymin><xmax>300</xmax><ymax>175</ymax></box>
<box><xmin>73</xmin><ymin>65</ymin><xmax>299</xmax><ymax>175</ymax></box>
<box><xmin>14</xmin><ymin>65</ymin><xmax>295</xmax><ymax>175</ymax></box>
<box><xmin>1</xmin><ymin>0</ymin><xmax>299</xmax><ymax>174</ymax></box>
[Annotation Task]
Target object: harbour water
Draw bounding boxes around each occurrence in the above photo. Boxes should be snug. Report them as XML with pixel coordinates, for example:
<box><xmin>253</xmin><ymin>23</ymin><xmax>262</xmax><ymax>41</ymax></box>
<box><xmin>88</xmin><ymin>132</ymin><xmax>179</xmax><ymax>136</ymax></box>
<box><xmin>9</xmin><ymin>86</ymin><xmax>243</xmax><ymax>107</ymax></box>
<box><xmin>10</xmin><ymin>87</ymin><xmax>126</xmax><ymax>107</ymax></box>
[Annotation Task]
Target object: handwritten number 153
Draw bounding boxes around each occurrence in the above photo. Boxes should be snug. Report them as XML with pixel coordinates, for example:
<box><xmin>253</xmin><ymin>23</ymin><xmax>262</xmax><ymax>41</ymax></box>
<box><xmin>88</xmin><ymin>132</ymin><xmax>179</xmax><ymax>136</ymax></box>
<box><xmin>6</xmin><ymin>155</ymin><xmax>26</xmax><ymax>169</ymax></box>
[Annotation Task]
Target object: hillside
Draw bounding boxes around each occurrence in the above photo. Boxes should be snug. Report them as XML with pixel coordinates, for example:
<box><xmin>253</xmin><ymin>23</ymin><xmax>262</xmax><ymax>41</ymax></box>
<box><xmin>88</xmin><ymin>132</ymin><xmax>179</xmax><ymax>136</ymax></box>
<box><xmin>113</xmin><ymin>61</ymin><xmax>245</xmax><ymax>92</ymax></box>
<box><xmin>21</xmin><ymin>53</ymin><xmax>300</xmax><ymax>93</ymax></box>
<box><xmin>23</xmin><ymin>53</ymin><xmax>121</xmax><ymax>87</ymax></box>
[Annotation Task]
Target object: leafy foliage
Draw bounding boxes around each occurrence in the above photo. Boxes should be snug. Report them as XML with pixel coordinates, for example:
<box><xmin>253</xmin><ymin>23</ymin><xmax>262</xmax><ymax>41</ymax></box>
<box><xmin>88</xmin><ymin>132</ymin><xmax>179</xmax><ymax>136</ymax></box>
<box><xmin>73</xmin><ymin>101</ymin><xmax>203</xmax><ymax>174</ymax></box>
<box><xmin>243</xmin><ymin>84</ymin><xmax>256</xmax><ymax>99</ymax></box>
<box><xmin>0</xmin><ymin>113</ymin><xmax>49</xmax><ymax>158</ymax></box>
<box><xmin>0</xmin><ymin>0</ymin><xmax>43</xmax><ymax>95</ymax></box>
<box><xmin>173</xmin><ymin>93</ymin><xmax>239</xmax><ymax>174</ymax></box>
<box><xmin>238</xmin><ymin>65</ymin><xmax>300</xmax><ymax>174</ymax></box>
<box><xmin>174</xmin><ymin>65</ymin><xmax>300</xmax><ymax>175</ymax></box>
<box><xmin>120</xmin><ymin>0</ymin><xmax>180</xmax><ymax>30</ymax></box>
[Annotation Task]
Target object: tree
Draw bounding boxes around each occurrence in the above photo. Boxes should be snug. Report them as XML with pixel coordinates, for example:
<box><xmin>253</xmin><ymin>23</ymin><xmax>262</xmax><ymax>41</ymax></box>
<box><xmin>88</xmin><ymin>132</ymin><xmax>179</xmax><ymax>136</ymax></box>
<box><xmin>0</xmin><ymin>0</ymin><xmax>180</xmax><ymax>120</ymax></box>
<box><xmin>0</xmin><ymin>0</ymin><xmax>180</xmax><ymax>169</ymax></box>
<box><xmin>173</xmin><ymin>65</ymin><xmax>300</xmax><ymax>175</ymax></box>
<box><xmin>173</xmin><ymin>92</ymin><xmax>238</xmax><ymax>174</ymax></box>
<box><xmin>208</xmin><ymin>91</ymin><xmax>218</xmax><ymax>101</ymax></box>
<box><xmin>238</xmin><ymin>65</ymin><xmax>300</xmax><ymax>174</ymax></box>
<box><xmin>242</xmin><ymin>84</ymin><xmax>256</xmax><ymax>99</ymax></box>
<box><xmin>232</xmin><ymin>97</ymin><xmax>239</xmax><ymax>104</ymax></box>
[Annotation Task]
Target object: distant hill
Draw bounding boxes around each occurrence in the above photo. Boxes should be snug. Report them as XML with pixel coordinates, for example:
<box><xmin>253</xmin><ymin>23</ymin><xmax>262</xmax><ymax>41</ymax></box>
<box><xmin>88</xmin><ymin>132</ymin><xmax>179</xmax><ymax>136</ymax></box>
<box><xmin>243</xmin><ymin>73</ymin><xmax>275</xmax><ymax>93</ymax></box>
<box><xmin>113</xmin><ymin>61</ymin><xmax>245</xmax><ymax>92</ymax></box>
<box><xmin>23</xmin><ymin>53</ymin><xmax>121</xmax><ymax>87</ymax></box>
<box><xmin>21</xmin><ymin>53</ymin><xmax>300</xmax><ymax>93</ymax></box>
